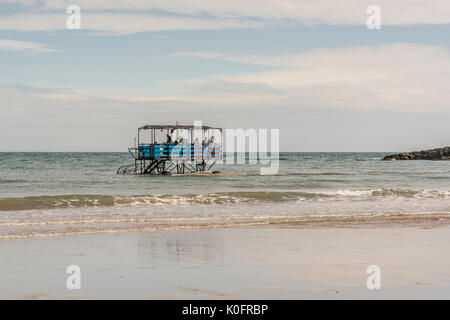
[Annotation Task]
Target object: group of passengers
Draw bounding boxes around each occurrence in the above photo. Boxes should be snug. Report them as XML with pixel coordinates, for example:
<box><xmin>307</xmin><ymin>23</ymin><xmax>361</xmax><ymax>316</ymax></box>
<box><xmin>165</xmin><ymin>134</ymin><xmax>216</xmax><ymax>146</ymax></box>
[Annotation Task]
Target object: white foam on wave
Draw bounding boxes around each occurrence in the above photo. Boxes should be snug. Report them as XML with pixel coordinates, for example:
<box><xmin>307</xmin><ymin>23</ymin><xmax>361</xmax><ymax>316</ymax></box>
<box><xmin>3</xmin><ymin>211</ymin><xmax>450</xmax><ymax>240</ymax></box>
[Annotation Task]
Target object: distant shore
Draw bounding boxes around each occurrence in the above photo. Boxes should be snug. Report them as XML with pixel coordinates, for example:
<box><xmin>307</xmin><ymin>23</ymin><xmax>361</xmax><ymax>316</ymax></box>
<box><xmin>1</xmin><ymin>224</ymin><xmax>450</xmax><ymax>299</ymax></box>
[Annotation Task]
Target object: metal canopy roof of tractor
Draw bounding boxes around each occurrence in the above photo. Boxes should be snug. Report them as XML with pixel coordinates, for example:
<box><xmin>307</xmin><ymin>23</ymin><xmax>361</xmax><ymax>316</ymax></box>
<box><xmin>138</xmin><ymin>124</ymin><xmax>222</xmax><ymax>130</ymax></box>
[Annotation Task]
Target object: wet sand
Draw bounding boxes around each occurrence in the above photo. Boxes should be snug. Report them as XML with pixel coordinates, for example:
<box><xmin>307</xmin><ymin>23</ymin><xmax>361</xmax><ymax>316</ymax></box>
<box><xmin>1</xmin><ymin>224</ymin><xmax>450</xmax><ymax>299</ymax></box>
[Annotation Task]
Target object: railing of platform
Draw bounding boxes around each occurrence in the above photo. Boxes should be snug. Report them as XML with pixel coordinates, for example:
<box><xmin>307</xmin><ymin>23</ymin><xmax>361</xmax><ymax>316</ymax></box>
<box><xmin>128</xmin><ymin>148</ymin><xmax>139</xmax><ymax>159</ymax></box>
<box><xmin>137</xmin><ymin>144</ymin><xmax>222</xmax><ymax>160</ymax></box>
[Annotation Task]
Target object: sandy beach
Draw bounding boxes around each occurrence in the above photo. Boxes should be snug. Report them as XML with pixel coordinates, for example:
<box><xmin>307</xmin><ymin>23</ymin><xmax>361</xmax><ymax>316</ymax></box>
<box><xmin>1</xmin><ymin>223</ymin><xmax>450</xmax><ymax>299</ymax></box>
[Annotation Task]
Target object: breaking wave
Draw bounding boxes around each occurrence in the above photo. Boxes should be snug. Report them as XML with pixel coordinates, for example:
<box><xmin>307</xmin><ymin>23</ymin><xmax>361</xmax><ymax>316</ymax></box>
<box><xmin>1</xmin><ymin>188</ymin><xmax>449</xmax><ymax>211</ymax></box>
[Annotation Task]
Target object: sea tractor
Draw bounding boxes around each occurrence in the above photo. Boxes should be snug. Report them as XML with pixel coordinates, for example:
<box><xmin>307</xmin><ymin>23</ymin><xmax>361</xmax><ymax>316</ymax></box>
<box><xmin>117</xmin><ymin>124</ymin><xmax>222</xmax><ymax>175</ymax></box>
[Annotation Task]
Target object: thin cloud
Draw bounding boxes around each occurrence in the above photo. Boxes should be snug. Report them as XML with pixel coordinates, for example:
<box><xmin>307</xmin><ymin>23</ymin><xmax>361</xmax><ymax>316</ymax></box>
<box><xmin>36</xmin><ymin>44</ymin><xmax>450</xmax><ymax>114</ymax></box>
<box><xmin>1</xmin><ymin>1</ymin><xmax>450</xmax><ymax>33</ymax></box>
<box><xmin>162</xmin><ymin>51</ymin><xmax>227</xmax><ymax>59</ymax></box>
<box><xmin>0</xmin><ymin>13</ymin><xmax>266</xmax><ymax>34</ymax></box>
<box><xmin>0</xmin><ymin>39</ymin><xmax>57</xmax><ymax>53</ymax></box>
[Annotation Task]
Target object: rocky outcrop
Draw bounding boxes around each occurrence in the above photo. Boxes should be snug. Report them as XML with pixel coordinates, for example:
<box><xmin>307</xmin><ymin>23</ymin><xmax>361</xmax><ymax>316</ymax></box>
<box><xmin>381</xmin><ymin>146</ymin><xmax>450</xmax><ymax>160</ymax></box>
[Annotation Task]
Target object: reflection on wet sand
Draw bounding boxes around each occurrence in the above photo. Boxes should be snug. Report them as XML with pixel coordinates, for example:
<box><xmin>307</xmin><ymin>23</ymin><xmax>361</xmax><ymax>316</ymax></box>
<box><xmin>136</xmin><ymin>231</ymin><xmax>224</xmax><ymax>265</ymax></box>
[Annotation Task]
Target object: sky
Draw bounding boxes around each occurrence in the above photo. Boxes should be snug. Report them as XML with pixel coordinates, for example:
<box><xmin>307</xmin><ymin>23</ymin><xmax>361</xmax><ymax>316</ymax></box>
<box><xmin>0</xmin><ymin>0</ymin><xmax>449</xmax><ymax>152</ymax></box>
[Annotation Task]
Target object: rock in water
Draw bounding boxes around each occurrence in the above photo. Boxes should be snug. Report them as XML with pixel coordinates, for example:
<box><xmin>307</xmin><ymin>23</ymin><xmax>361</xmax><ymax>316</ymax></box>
<box><xmin>381</xmin><ymin>146</ymin><xmax>450</xmax><ymax>160</ymax></box>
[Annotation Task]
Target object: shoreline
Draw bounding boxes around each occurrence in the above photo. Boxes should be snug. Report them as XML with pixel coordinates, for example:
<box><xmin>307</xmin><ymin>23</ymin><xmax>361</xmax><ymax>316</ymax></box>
<box><xmin>1</xmin><ymin>223</ymin><xmax>450</xmax><ymax>299</ymax></box>
<box><xmin>2</xmin><ymin>211</ymin><xmax>450</xmax><ymax>240</ymax></box>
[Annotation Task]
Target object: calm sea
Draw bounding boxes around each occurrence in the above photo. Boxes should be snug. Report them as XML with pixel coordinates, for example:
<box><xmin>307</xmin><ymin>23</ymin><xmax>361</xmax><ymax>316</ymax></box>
<box><xmin>0</xmin><ymin>152</ymin><xmax>449</xmax><ymax>238</ymax></box>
